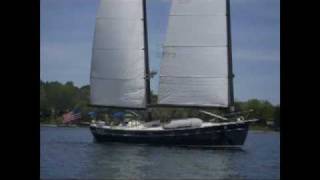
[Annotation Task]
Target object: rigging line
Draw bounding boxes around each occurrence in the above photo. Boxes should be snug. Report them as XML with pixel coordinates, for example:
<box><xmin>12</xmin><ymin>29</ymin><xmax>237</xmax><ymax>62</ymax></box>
<box><xmin>168</xmin><ymin>14</ymin><xmax>227</xmax><ymax>17</ymax></box>
<box><xmin>163</xmin><ymin>45</ymin><xmax>227</xmax><ymax>48</ymax></box>
<box><xmin>93</xmin><ymin>48</ymin><xmax>145</xmax><ymax>51</ymax></box>
<box><xmin>88</xmin><ymin>104</ymin><xmax>147</xmax><ymax>110</ymax></box>
<box><xmin>149</xmin><ymin>104</ymin><xmax>229</xmax><ymax>108</ymax></box>
<box><xmin>96</xmin><ymin>17</ymin><xmax>144</xmax><ymax>20</ymax></box>
<box><xmin>91</xmin><ymin>76</ymin><xmax>145</xmax><ymax>81</ymax></box>
<box><xmin>159</xmin><ymin>75</ymin><xmax>228</xmax><ymax>78</ymax></box>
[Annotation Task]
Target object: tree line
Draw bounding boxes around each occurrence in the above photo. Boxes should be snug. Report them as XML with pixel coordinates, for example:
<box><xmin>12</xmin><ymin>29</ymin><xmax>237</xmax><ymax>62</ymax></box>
<box><xmin>40</xmin><ymin>80</ymin><xmax>280</xmax><ymax>130</ymax></box>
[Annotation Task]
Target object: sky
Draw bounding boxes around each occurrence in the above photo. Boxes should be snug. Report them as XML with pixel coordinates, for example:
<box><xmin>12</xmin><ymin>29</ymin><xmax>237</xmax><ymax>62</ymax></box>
<box><xmin>40</xmin><ymin>0</ymin><xmax>280</xmax><ymax>105</ymax></box>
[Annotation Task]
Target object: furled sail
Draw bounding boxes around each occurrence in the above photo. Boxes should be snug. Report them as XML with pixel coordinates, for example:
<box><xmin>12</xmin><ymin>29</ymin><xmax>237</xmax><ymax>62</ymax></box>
<box><xmin>158</xmin><ymin>0</ymin><xmax>232</xmax><ymax>107</ymax></box>
<box><xmin>90</xmin><ymin>0</ymin><xmax>146</xmax><ymax>108</ymax></box>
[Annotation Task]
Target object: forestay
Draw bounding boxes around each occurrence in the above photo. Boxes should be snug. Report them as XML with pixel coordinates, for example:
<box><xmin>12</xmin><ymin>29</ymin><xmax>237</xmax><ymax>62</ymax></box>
<box><xmin>90</xmin><ymin>0</ymin><xmax>146</xmax><ymax>108</ymax></box>
<box><xmin>158</xmin><ymin>0</ymin><xmax>232</xmax><ymax>107</ymax></box>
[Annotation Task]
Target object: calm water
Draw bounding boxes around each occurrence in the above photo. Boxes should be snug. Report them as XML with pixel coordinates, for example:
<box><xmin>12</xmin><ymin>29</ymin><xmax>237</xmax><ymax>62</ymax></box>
<box><xmin>40</xmin><ymin>127</ymin><xmax>280</xmax><ymax>180</ymax></box>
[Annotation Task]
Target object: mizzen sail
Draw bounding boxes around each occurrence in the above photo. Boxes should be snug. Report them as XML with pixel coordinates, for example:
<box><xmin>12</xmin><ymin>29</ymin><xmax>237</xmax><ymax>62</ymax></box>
<box><xmin>158</xmin><ymin>0</ymin><xmax>232</xmax><ymax>107</ymax></box>
<box><xmin>90</xmin><ymin>0</ymin><xmax>146</xmax><ymax>108</ymax></box>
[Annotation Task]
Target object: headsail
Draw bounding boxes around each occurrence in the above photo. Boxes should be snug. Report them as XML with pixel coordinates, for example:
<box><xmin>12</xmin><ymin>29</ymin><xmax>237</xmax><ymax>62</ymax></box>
<box><xmin>90</xmin><ymin>0</ymin><xmax>147</xmax><ymax>108</ymax></box>
<box><xmin>158</xmin><ymin>0</ymin><xmax>233</xmax><ymax>107</ymax></box>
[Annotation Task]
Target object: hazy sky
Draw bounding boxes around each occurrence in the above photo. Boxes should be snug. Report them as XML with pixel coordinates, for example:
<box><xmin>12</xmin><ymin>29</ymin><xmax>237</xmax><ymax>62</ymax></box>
<box><xmin>40</xmin><ymin>0</ymin><xmax>280</xmax><ymax>105</ymax></box>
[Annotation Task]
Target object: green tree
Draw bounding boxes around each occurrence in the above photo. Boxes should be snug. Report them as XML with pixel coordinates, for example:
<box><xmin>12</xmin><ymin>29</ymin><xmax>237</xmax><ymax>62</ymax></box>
<box><xmin>40</xmin><ymin>79</ymin><xmax>280</xmax><ymax>128</ymax></box>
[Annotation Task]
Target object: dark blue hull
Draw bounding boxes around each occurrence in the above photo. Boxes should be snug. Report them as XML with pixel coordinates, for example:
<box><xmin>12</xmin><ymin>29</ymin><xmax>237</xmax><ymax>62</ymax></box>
<box><xmin>90</xmin><ymin>122</ymin><xmax>249</xmax><ymax>146</ymax></box>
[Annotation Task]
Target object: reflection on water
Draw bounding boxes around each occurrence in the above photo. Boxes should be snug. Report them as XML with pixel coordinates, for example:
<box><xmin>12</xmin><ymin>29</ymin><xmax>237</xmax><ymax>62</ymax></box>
<box><xmin>40</xmin><ymin>127</ymin><xmax>280</xmax><ymax>179</ymax></box>
<box><xmin>85</xmin><ymin>143</ymin><xmax>247</xmax><ymax>179</ymax></box>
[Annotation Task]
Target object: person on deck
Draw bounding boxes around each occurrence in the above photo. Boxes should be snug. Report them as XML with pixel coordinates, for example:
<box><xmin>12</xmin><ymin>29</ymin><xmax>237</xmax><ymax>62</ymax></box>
<box><xmin>112</xmin><ymin>112</ymin><xmax>125</xmax><ymax>126</ymax></box>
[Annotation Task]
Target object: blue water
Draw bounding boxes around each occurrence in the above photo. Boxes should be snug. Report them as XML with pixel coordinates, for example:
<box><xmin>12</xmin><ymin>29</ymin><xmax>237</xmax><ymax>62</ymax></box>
<box><xmin>40</xmin><ymin>127</ymin><xmax>280</xmax><ymax>179</ymax></box>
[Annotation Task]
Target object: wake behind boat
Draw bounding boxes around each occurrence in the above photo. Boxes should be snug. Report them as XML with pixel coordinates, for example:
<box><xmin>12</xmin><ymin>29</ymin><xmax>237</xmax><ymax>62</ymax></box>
<box><xmin>88</xmin><ymin>0</ymin><xmax>258</xmax><ymax>146</ymax></box>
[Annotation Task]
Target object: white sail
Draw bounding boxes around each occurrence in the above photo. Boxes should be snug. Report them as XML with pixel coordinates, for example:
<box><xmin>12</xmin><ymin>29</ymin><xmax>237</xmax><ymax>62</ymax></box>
<box><xmin>158</xmin><ymin>0</ymin><xmax>231</xmax><ymax>107</ymax></box>
<box><xmin>90</xmin><ymin>0</ymin><xmax>146</xmax><ymax>108</ymax></box>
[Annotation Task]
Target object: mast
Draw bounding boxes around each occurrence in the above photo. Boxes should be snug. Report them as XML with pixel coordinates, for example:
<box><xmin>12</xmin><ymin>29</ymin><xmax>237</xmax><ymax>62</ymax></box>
<box><xmin>142</xmin><ymin>0</ymin><xmax>152</xmax><ymax>121</ymax></box>
<box><xmin>226</xmin><ymin>0</ymin><xmax>235</xmax><ymax>111</ymax></box>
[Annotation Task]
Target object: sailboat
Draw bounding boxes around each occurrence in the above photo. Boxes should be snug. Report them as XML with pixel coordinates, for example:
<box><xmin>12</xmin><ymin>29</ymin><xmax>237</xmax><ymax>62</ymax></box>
<box><xmin>89</xmin><ymin>0</ymin><xmax>258</xmax><ymax>146</ymax></box>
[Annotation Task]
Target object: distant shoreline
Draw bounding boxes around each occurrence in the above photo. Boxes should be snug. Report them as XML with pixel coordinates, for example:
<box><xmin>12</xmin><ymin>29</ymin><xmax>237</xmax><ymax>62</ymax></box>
<box><xmin>40</xmin><ymin>123</ymin><xmax>90</xmax><ymax>127</ymax></box>
<box><xmin>40</xmin><ymin>124</ymin><xmax>58</xmax><ymax>127</ymax></box>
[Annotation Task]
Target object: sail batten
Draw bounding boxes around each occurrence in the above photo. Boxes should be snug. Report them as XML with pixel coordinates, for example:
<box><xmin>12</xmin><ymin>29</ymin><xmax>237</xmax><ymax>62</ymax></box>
<box><xmin>90</xmin><ymin>0</ymin><xmax>147</xmax><ymax>108</ymax></box>
<box><xmin>158</xmin><ymin>0</ymin><xmax>232</xmax><ymax>107</ymax></box>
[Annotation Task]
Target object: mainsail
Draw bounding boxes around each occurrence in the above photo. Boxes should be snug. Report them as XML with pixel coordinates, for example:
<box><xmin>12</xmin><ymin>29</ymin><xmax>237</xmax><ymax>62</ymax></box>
<box><xmin>90</xmin><ymin>0</ymin><xmax>147</xmax><ymax>108</ymax></box>
<box><xmin>158</xmin><ymin>0</ymin><xmax>233</xmax><ymax>107</ymax></box>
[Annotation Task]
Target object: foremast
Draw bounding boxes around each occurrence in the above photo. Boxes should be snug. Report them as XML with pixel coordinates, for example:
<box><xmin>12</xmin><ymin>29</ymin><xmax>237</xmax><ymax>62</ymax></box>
<box><xmin>226</xmin><ymin>0</ymin><xmax>235</xmax><ymax>112</ymax></box>
<box><xmin>143</xmin><ymin>0</ymin><xmax>153</xmax><ymax>121</ymax></box>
